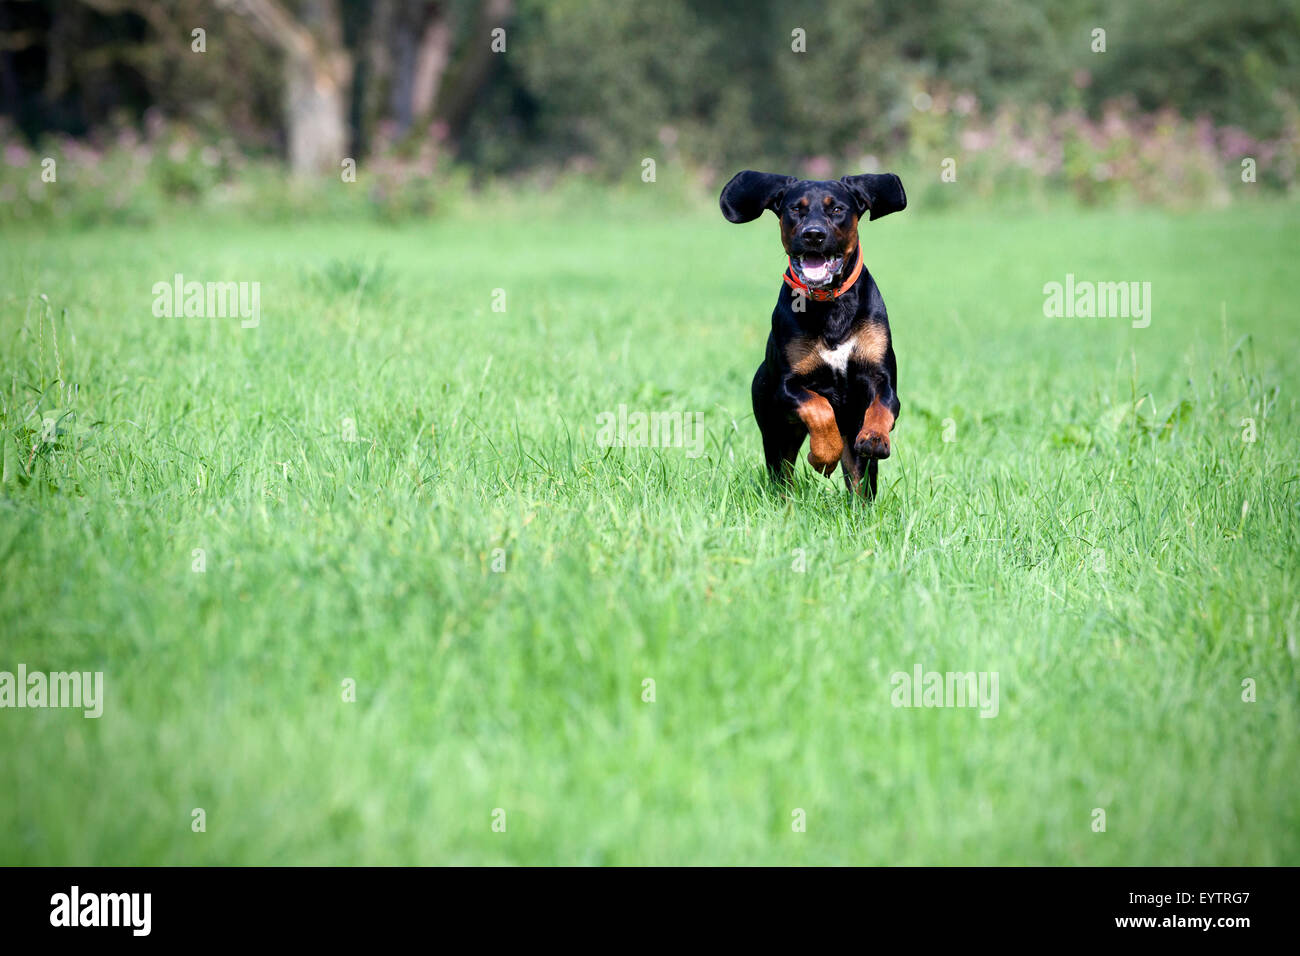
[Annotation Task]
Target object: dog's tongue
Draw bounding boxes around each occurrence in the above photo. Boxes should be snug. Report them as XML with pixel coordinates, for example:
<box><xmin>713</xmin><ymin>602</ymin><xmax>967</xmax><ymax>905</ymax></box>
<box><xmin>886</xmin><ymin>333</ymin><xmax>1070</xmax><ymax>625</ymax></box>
<box><xmin>802</xmin><ymin>254</ymin><xmax>829</xmax><ymax>281</ymax></box>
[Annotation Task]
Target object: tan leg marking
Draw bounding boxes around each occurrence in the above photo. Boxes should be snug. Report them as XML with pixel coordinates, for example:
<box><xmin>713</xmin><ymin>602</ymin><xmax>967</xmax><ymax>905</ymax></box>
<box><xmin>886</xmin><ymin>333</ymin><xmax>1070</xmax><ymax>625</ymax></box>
<box><xmin>796</xmin><ymin>392</ymin><xmax>842</xmax><ymax>476</ymax></box>
<box><xmin>854</xmin><ymin>398</ymin><xmax>896</xmax><ymax>459</ymax></box>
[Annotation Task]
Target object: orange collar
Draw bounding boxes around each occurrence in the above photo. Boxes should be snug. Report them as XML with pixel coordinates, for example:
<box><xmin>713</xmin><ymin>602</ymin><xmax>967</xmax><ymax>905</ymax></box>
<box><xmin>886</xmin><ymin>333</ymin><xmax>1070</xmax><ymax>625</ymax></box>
<box><xmin>783</xmin><ymin>248</ymin><xmax>865</xmax><ymax>302</ymax></box>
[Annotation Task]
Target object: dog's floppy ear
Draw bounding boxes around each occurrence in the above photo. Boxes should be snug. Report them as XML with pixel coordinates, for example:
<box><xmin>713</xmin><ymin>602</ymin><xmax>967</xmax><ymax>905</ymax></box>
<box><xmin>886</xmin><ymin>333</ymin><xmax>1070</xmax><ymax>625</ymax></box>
<box><xmin>719</xmin><ymin>170</ymin><xmax>796</xmax><ymax>223</ymax></box>
<box><xmin>840</xmin><ymin>173</ymin><xmax>907</xmax><ymax>221</ymax></box>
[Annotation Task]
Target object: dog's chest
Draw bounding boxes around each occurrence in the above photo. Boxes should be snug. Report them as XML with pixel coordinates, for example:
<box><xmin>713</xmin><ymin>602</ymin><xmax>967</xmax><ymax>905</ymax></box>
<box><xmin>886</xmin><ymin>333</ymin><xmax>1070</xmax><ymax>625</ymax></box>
<box><xmin>786</xmin><ymin>324</ymin><xmax>887</xmax><ymax>379</ymax></box>
<box><xmin>816</xmin><ymin>338</ymin><xmax>857</xmax><ymax>375</ymax></box>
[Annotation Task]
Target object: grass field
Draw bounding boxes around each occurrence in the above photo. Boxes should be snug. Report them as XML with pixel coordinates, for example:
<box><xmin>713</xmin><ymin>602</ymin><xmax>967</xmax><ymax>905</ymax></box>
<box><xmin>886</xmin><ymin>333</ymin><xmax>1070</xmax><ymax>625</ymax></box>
<box><xmin>2</xmin><ymin>195</ymin><xmax>1297</xmax><ymax>865</ymax></box>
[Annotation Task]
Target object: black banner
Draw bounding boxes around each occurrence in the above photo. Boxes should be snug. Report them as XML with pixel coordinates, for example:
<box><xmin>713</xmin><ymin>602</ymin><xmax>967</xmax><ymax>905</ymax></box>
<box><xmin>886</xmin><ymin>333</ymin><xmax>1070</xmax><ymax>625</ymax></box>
<box><xmin>0</xmin><ymin>866</ymin><xmax>1281</xmax><ymax>942</ymax></box>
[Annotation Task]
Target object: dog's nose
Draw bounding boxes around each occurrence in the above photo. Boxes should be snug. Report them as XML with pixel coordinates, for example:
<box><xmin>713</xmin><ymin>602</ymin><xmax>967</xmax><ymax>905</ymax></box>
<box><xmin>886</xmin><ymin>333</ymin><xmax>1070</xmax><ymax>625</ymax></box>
<box><xmin>800</xmin><ymin>226</ymin><xmax>827</xmax><ymax>247</ymax></box>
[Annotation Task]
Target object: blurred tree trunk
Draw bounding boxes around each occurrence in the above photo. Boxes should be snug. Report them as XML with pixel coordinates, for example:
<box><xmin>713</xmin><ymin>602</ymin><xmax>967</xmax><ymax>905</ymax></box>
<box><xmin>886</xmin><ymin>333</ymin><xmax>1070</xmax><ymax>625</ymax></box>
<box><xmin>433</xmin><ymin>0</ymin><xmax>511</xmax><ymax>139</ymax></box>
<box><xmin>221</xmin><ymin>0</ymin><xmax>352</xmax><ymax>176</ymax></box>
<box><xmin>284</xmin><ymin>43</ymin><xmax>351</xmax><ymax>174</ymax></box>
<box><xmin>410</xmin><ymin>4</ymin><xmax>452</xmax><ymax>124</ymax></box>
<box><xmin>362</xmin><ymin>0</ymin><xmax>512</xmax><ymax>146</ymax></box>
<box><xmin>356</xmin><ymin>0</ymin><xmax>397</xmax><ymax>153</ymax></box>
<box><xmin>377</xmin><ymin>1</ymin><xmax>452</xmax><ymax>138</ymax></box>
<box><xmin>72</xmin><ymin>0</ymin><xmax>514</xmax><ymax>166</ymax></box>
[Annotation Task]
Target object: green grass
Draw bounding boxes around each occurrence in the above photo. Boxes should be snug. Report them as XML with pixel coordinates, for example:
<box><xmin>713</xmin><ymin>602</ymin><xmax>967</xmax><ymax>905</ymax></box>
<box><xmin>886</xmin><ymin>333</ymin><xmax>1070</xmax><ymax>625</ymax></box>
<box><xmin>1</xmin><ymin>196</ymin><xmax>1297</xmax><ymax>865</ymax></box>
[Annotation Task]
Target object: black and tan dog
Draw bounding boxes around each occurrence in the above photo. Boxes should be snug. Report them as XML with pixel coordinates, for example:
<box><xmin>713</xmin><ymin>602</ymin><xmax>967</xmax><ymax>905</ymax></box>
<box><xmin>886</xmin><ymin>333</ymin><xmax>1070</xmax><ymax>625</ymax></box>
<box><xmin>720</xmin><ymin>170</ymin><xmax>907</xmax><ymax>498</ymax></box>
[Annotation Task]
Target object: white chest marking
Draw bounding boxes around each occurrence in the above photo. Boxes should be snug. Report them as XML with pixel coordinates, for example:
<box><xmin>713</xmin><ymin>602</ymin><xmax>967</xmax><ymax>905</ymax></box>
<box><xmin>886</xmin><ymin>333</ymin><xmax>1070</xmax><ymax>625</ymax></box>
<box><xmin>818</xmin><ymin>339</ymin><xmax>856</xmax><ymax>375</ymax></box>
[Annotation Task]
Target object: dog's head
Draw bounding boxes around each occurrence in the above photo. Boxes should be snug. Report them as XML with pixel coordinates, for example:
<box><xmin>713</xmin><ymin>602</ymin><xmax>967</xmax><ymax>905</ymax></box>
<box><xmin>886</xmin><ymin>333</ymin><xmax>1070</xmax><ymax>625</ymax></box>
<box><xmin>719</xmin><ymin>171</ymin><xmax>906</xmax><ymax>289</ymax></box>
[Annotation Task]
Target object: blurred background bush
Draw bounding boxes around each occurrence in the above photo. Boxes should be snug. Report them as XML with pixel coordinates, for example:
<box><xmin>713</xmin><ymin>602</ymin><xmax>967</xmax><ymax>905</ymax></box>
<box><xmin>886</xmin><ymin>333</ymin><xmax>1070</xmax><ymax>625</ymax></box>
<box><xmin>1</xmin><ymin>0</ymin><xmax>1296</xmax><ymax>225</ymax></box>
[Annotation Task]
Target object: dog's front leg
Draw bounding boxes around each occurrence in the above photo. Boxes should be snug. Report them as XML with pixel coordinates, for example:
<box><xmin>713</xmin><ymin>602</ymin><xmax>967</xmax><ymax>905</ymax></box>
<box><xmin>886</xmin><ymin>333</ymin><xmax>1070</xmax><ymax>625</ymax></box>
<box><xmin>793</xmin><ymin>389</ymin><xmax>843</xmax><ymax>477</ymax></box>
<box><xmin>842</xmin><ymin>373</ymin><xmax>899</xmax><ymax>498</ymax></box>
<box><xmin>854</xmin><ymin>397</ymin><xmax>896</xmax><ymax>461</ymax></box>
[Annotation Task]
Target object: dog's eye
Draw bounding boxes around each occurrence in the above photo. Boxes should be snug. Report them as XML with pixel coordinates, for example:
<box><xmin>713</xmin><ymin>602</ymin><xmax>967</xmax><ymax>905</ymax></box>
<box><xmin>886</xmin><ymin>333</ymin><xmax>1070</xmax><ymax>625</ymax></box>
<box><xmin>831</xmin><ymin>205</ymin><xmax>845</xmax><ymax>215</ymax></box>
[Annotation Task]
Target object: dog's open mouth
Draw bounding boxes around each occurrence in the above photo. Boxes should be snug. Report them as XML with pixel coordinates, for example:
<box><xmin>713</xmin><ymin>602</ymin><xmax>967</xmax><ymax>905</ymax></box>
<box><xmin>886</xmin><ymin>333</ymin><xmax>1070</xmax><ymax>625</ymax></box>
<box><xmin>794</xmin><ymin>253</ymin><xmax>844</xmax><ymax>287</ymax></box>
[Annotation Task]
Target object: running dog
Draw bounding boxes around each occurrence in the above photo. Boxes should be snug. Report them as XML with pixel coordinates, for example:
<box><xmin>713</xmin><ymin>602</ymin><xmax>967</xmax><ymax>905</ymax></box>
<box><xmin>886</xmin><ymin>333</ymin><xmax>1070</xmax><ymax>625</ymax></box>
<box><xmin>720</xmin><ymin>170</ymin><xmax>907</xmax><ymax>498</ymax></box>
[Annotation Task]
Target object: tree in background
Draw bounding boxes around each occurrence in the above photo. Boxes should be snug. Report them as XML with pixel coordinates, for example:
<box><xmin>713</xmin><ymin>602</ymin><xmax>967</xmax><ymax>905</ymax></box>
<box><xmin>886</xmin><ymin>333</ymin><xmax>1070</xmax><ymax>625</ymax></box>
<box><xmin>2</xmin><ymin>0</ymin><xmax>513</xmax><ymax>174</ymax></box>
<box><xmin>1</xmin><ymin>0</ymin><xmax>1296</xmax><ymax>180</ymax></box>
<box><xmin>216</xmin><ymin>0</ymin><xmax>353</xmax><ymax>175</ymax></box>
<box><xmin>355</xmin><ymin>0</ymin><xmax>512</xmax><ymax>154</ymax></box>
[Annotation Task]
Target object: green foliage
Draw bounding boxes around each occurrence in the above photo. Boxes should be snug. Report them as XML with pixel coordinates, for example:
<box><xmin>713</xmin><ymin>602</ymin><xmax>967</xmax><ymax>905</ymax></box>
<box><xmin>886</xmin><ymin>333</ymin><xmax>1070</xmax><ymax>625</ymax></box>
<box><xmin>459</xmin><ymin>0</ymin><xmax>1300</xmax><ymax>178</ymax></box>
<box><xmin>7</xmin><ymin>0</ymin><xmax>1298</xmax><ymax>198</ymax></box>
<box><xmin>0</xmin><ymin>118</ymin><xmax>481</xmax><ymax>228</ymax></box>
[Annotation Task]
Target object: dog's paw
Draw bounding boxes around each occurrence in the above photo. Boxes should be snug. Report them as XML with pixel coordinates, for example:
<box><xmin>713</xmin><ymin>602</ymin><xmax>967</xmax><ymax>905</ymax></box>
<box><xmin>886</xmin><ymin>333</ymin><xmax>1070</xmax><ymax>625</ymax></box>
<box><xmin>807</xmin><ymin>451</ymin><xmax>840</xmax><ymax>476</ymax></box>
<box><xmin>854</xmin><ymin>399</ymin><xmax>895</xmax><ymax>461</ymax></box>
<box><xmin>853</xmin><ymin>429</ymin><xmax>890</xmax><ymax>460</ymax></box>
<box><xmin>807</xmin><ymin>435</ymin><xmax>844</xmax><ymax>476</ymax></box>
